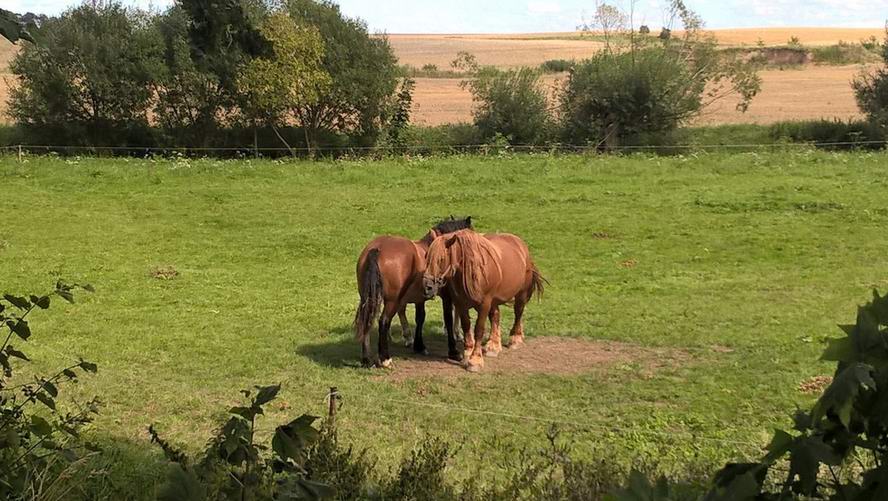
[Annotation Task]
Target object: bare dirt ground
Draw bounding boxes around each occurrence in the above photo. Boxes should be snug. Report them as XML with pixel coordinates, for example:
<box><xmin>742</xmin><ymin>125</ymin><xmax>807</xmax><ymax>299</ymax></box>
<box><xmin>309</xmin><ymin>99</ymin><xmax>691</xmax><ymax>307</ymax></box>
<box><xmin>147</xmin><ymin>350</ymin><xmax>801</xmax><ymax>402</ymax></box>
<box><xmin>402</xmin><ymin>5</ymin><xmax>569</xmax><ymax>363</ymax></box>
<box><xmin>375</xmin><ymin>335</ymin><xmax>688</xmax><ymax>382</ymax></box>
<box><xmin>410</xmin><ymin>65</ymin><xmax>870</xmax><ymax>126</ymax></box>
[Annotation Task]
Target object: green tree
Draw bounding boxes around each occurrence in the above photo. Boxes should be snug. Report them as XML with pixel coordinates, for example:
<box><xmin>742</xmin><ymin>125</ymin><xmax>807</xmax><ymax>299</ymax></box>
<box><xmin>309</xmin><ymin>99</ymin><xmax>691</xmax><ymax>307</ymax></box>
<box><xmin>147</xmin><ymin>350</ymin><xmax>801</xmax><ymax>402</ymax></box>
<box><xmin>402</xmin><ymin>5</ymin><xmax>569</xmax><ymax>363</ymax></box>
<box><xmin>7</xmin><ymin>3</ymin><xmax>163</xmax><ymax>145</ymax></box>
<box><xmin>152</xmin><ymin>5</ymin><xmax>229</xmax><ymax>147</ymax></box>
<box><xmin>853</xmin><ymin>29</ymin><xmax>888</xmax><ymax>133</ymax></box>
<box><xmin>453</xmin><ymin>52</ymin><xmax>552</xmax><ymax>146</ymax></box>
<box><xmin>0</xmin><ymin>9</ymin><xmax>36</xmax><ymax>44</ymax></box>
<box><xmin>237</xmin><ymin>13</ymin><xmax>331</xmax><ymax>154</ymax></box>
<box><xmin>561</xmin><ymin>0</ymin><xmax>760</xmax><ymax>149</ymax></box>
<box><xmin>287</xmin><ymin>0</ymin><xmax>399</xmax><ymax>154</ymax></box>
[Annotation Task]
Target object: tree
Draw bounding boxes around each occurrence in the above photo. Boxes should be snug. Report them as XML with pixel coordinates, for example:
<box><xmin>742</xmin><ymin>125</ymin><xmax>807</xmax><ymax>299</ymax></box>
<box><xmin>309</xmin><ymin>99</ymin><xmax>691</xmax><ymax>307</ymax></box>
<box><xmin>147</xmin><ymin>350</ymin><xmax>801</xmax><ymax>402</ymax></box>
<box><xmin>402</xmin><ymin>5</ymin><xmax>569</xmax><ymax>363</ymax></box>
<box><xmin>153</xmin><ymin>5</ymin><xmax>229</xmax><ymax>146</ymax></box>
<box><xmin>287</xmin><ymin>0</ymin><xmax>399</xmax><ymax>154</ymax></box>
<box><xmin>7</xmin><ymin>3</ymin><xmax>163</xmax><ymax>145</ymax></box>
<box><xmin>853</xmin><ymin>28</ymin><xmax>888</xmax><ymax>133</ymax></box>
<box><xmin>237</xmin><ymin>12</ymin><xmax>330</xmax><ymax>153</ymax></box>
<box><xmin>0</xmin><ymin>9</ymin><xmax>36</xmax><ymax>44</ymax></box>
<box><xmin>454</xmin><ymin>52</ymin><xmax>552</xmax><ymax>146</ymax></box>
<box><xmin>560</xmin><ymin>0</ymin><xmax>760</xmax><ymax>149</ymax></box>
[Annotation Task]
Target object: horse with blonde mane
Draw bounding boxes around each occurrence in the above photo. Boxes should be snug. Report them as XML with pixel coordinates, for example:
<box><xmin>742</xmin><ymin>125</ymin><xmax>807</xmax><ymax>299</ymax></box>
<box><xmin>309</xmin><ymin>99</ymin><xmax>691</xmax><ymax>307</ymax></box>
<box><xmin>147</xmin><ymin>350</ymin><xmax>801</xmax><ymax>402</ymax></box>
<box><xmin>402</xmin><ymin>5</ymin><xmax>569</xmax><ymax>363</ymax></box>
<box><xmin>422</xmin><ymin>229</ymin><xmax>545</xmax><ymax>372</ymax></box>
<box><xmin>355</xmin><ymin>217</ymin><xmax>472</xmax><ymax>368</ymax></box>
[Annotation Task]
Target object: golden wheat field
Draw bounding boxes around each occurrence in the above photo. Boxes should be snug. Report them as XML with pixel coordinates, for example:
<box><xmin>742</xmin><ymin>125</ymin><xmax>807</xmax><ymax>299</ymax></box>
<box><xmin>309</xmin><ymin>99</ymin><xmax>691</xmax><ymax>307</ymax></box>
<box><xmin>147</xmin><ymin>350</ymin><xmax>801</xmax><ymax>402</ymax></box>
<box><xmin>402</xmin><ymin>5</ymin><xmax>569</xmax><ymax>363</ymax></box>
<box><xmin>0</xmin><ymin>28</ymin><xmax>883</xmax><ymax>127</ymax></box>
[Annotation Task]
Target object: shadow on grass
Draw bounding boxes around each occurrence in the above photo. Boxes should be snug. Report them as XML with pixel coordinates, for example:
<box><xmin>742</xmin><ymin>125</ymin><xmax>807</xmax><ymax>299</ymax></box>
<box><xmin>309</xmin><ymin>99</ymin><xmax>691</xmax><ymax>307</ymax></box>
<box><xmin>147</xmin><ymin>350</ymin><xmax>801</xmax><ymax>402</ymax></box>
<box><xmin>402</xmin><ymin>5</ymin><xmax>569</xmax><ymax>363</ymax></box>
<box><xmin>297</xmin><ymin>320</ymin><xmax>456</xmax><ymax>369</ymax></box>
<box><xmin>77</xmin><ymin>434</ymin><xmax>167</xmax><ymax>501</ymax></box>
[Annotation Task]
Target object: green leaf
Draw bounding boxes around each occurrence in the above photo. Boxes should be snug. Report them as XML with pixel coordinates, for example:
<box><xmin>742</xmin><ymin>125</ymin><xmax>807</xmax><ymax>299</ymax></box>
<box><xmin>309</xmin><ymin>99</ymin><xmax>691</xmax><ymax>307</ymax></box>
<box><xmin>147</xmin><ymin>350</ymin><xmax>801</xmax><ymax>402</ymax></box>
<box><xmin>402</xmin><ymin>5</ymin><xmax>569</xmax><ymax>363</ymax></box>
<box><xmin>822</xmin><ymin>336</ymin><xmax>855</xmax><ymax>362</ymax></box>
<box><xmin>157</xmin><ymin>464</ymin><xmax>206</xmax><ymax>501</ymax></box>
<box><xmin>30</xmin><ymin>295</ymin><xmax>50</xmax><ymax>309</ymax></box>
<box><xmin>812</xmin><ymin>362</ymin><xmax>876</xmax><ymax>427</ymax></box>
<box><xmin>273</xmin><ymin>427</ymin><xmax>303</xmax><ymax>463</ymax></box>
<box><xmin>55</xmin><ymin>289</ymin><xmax>74</xmax><ymax>304</ymax></box>
<box><xmin>5</xmin><ymin>346</ymin><xmax>29</xmax><ymax>362</ymax></box>
<box><xmin>293</xmin><ymin>478</ymin><xmax>336</xmax><ymax>499</ymax></box>
<box><xmin>62</xmin><ymin>369</ymin><xmax>77</xmax><ymax>380</ymax></box>
<box><xmin>764</xmin><ymin>429</ymin><xmax>793</xmax><ymax>462</ymax></box>
<box><xmin>81</xmin><ymin>284</ymin><xmax>95</xmax><ymax>293</ymax></box>
<box><xmin>79</xmin><ymin>360</ymin><xmax>97</xmax><ymax>373</ymax></box>
<box><xmin>35</xmin><ymin>392</ymin><xmax>56</xmax><ymax>410</ymax></box>
<box><xmin>254</xmin><ymin>384</ymin><xmax>281</xmax><ymax>406</ymax></box>
<box><xmin>30</xmin><ymin>415</ymin><xmax>53</xmax><ymax>437</ymax></box>
<box><xmin>787</xmin><ymin>435</ymin><xmax>842</xmax><ymax>495</ymax></box>
<box><xmin>7</xmin><ymin>320</ymin><xmax>31</xmax><ymax>340</ymax></box>
<box><xmin>42</xmin><ymin>380</ymin><xmax>58</xmax><ymax>398</ymax></box>
<box><xmin>3</xmin><ymin>294</ymin><xmax>30</xmax><ymax>310</ymax></box>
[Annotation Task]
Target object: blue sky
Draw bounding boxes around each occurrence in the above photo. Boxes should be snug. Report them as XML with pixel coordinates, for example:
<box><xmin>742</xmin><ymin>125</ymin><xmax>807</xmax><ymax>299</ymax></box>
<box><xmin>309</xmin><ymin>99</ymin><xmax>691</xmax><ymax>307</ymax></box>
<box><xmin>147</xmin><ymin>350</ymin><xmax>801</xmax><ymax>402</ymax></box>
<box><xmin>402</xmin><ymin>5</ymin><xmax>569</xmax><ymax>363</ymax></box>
<box><xmin>10</xmin><ymin>0</ymin><xmax>888</xmax><ymax>32</ymax></box>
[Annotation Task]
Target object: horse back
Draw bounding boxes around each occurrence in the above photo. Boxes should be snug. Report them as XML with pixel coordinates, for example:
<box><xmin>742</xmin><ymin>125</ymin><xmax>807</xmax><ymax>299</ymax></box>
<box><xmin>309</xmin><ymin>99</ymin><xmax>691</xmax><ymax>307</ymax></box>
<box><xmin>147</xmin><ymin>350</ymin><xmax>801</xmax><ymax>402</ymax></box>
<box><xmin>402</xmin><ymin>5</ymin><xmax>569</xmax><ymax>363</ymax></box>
<box><xmin>357</xmin><ymin>235</ymin><xmax>425</xmax><ymax>302</ymax></box>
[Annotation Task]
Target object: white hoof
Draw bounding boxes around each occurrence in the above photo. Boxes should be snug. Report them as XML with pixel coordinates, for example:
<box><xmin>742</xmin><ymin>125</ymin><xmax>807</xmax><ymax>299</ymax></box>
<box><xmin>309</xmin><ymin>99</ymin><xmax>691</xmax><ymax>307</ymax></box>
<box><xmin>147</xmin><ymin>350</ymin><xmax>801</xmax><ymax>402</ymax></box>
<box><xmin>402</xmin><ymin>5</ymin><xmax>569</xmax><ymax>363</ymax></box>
<box><xmin>379</xmin><ymin>358</ymin><xmax>393</xmax><ymax>369</ymax></box>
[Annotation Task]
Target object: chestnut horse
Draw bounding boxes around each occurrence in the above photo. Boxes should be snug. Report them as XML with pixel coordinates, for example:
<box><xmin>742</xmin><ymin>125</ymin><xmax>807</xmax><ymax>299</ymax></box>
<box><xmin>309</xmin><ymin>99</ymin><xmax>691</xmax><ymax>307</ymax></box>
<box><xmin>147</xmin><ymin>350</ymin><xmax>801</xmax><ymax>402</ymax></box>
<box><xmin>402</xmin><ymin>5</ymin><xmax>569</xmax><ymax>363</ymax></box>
<box><xmin>423</xmin><ymin>230</ymin><xmax>544</xmax><ymax>372</ymax></box>
<box><xmin>354</xmin><ymin>217</ymin><xmax>473</xmax><ymax>368</ymax></box>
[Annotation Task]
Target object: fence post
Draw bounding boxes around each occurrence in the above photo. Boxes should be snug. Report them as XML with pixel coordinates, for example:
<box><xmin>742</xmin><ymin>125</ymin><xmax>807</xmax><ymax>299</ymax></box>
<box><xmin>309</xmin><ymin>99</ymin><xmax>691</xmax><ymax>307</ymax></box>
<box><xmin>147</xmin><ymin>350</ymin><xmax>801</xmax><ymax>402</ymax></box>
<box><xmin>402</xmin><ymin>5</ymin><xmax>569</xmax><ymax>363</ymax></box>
<box><xmin>17</xmin><ymin>145</ymin><xmax>23</xmax><ymax>163</ymax></box>
<box><xmin>327</xmin><ymin>387</ymin><xmax>339</xmax><ymax>423</ymax></box>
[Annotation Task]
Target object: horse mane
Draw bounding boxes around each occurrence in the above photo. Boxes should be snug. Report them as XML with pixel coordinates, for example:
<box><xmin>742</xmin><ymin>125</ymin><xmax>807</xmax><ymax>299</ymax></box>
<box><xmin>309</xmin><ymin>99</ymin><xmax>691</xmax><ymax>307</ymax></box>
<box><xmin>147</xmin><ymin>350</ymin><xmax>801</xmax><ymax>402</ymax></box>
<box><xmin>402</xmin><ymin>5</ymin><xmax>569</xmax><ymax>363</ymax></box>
<box><xmin>433</xmin><ymin>216</ymin><xmax>473</xmax><ymax>235</ymax></box>
<box><xmin>427</xmin><ymin>230</ymin><xmax>501</xmax><ymax>304</ymax></box>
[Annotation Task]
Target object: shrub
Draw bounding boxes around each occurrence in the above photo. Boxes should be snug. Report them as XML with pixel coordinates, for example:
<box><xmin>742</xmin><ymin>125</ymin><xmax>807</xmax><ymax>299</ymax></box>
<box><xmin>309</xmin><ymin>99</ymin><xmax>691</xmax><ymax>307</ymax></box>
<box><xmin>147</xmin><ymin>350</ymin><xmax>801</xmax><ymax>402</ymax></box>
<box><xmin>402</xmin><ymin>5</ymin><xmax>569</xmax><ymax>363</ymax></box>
<box><xmin>540</xmin><ymin>59</ymin><xmax>575</xmax><ymax>73</ymax></box>
<box><xmin>7</xmin><ymin>3</ymin><xmax>163</xmax><ymax>146</ymax></box>
<box><xmin>811</xmin><ymin>41</ymin><xmax>879</xmax><ymax>65</ymax></box>
<box><xmin>150</xmin><ymin>384</ymin><xmax>334</xmax><ymax>500</ymax></box>
<box><xmin>770</xmin><ymin>119</ymin><xmax>885</xmax><ymax>149</ymax></box>
<box><xmin>703</xmin><ymin>290</ymin><xmax>888</xmax><ymax>499</ymax></box>
<box><xmin>454</xmin><ymin>53</ymin><xmax>553</xmax><ymax>146</ymax></box>
<box><xmin>559</xmin><ymin>1</ymin><xmax>760</xmax><ymax>149</ymax></box>
<box><xmin>853</xmin><ymin>30</ymin><xmax>888</xmax><ymax>132</ymax></box>
<box><xmin>1</xmin><ymin>282</ymin><xmax>98</xmax><ymax>500</ymax></box>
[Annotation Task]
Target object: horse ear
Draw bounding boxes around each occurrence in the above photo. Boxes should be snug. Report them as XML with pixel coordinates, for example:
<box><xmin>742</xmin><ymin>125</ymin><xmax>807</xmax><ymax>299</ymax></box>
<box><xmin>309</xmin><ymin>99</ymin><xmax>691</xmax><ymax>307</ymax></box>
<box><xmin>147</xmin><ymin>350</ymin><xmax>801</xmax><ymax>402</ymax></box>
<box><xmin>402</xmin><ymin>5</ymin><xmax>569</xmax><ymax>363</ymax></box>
<box><xmin>466</xmin><ymin>216</ymin><xmax>472</xmax><ymax>227</ymax></box>
<box><xmin>444</xmin><ymin>235</ymin><xmax>458</xmax><ymax>249</ymax></box>
<box><xmin>429</xmin><ymin>228</ymin><xmax>440</xmax><ymax>239</ymax></box>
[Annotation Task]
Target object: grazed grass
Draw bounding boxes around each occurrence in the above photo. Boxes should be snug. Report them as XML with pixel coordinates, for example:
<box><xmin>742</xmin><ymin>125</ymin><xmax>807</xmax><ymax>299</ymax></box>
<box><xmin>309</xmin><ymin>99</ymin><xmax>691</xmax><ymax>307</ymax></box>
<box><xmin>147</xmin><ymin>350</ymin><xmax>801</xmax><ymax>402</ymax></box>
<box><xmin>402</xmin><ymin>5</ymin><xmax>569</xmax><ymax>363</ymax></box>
<box><xmin>2</xmin><ymin>150</ymin><xmax>888</xmax><ymax>497</ymax></box>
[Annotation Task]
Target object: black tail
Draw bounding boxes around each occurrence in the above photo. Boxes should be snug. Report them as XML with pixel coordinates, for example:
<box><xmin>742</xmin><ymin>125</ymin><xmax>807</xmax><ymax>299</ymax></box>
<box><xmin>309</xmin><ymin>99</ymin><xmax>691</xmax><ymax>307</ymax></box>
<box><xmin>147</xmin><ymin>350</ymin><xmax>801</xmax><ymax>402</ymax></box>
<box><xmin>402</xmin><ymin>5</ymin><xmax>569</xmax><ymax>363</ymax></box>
<box><xmin>528</xmin><ymin>263</ymin><xmax>547</xmax><ymax>301</ymax></box>
<box><xmin>355</xmin><ymin>249</ymin><xmax>383</xmax><ymax>342</ymax></box>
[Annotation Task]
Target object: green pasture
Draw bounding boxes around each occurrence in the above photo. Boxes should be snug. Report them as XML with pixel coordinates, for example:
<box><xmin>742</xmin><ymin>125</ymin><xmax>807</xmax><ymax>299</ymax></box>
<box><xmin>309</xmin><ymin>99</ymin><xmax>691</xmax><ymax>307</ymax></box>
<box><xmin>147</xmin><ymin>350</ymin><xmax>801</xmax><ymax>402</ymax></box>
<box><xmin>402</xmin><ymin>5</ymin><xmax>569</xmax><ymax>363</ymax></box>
<box><xmin>2</xmin><ymin>150</ymin><xmax>886</xmax><ymax>497</ymax></box>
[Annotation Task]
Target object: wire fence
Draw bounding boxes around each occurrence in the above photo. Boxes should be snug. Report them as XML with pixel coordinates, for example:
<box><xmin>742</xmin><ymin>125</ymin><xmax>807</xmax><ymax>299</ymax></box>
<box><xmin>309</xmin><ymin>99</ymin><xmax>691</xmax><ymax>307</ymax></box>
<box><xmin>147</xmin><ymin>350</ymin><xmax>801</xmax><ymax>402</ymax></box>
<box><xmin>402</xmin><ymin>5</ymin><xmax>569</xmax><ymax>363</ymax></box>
<box><xmin>1</xmin><ymin>139</ymin><xmax>887</xmax><ymax>159</ymax></box>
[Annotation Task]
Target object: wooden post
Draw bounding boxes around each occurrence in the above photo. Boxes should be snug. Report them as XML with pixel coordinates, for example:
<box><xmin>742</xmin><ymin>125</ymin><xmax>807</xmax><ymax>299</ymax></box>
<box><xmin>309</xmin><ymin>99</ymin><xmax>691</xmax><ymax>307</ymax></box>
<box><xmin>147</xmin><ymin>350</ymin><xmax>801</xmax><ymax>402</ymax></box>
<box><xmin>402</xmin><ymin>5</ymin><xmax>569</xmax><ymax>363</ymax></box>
<box><xmin>327</xmin><ymin>387</ymin><xmax>339</xmax><ymax>423</ymax></box>
<box><xmin>17</xmin><ymin>145</ymin><xmax>22</xmax><ymax>163</ymax></box>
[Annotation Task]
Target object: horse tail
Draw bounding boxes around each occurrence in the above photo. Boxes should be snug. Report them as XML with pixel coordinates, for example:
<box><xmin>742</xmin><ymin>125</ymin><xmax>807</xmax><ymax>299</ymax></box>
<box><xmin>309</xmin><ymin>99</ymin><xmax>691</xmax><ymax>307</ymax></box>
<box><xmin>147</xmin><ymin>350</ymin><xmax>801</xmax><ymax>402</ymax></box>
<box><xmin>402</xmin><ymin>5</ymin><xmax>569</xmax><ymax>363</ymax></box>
<box><xmin>528</xmin><ymin>263</ymin><xmax>547</xmax><ymax>301</ymax></box>
<box><xmin>355</xmin><ymin>248</ymin><xmax>383</xmax><ymax>342</ymax></box>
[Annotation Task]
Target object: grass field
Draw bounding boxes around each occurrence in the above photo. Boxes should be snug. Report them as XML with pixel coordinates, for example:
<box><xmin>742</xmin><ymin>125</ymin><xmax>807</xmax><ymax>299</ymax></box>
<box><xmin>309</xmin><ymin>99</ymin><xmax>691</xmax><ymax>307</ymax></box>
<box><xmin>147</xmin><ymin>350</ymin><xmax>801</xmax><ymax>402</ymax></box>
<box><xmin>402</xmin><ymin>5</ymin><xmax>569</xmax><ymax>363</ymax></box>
<box><xmin>2</xmin><ymin>150</ymin><xmax>887</xmax><ymax>497</ymax></box>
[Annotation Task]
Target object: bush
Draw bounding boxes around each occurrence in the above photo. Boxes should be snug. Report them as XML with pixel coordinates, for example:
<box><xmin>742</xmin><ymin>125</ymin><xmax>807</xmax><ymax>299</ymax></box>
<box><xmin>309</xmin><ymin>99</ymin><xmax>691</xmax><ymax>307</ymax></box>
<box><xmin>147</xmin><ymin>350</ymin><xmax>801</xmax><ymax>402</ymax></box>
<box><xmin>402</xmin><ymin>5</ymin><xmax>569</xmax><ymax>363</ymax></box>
<box><xmin>811</xmin><ymin>41</ymin><xmax>879</xmax><ymax>65</ymax></box>
<box><xmin>702</xmin><ymin>290</ymin><xmax>888</xmax><ymax>499</ymax></box>
<box><xmin>1</xmin><ymin>282</ymin><xmax>98</xmax><ymax>500</ymax></box>
<box><xmin>7</xmin><ymin>3</ymin><xmax>163</xmax><ymax>146</ymax></box>
<box><xmin>853</xmin><ymin>30</ymin><xmax>888</xmax><ymax>132</ymax></box>
<box><xmin>150</xmin><ymin>384</ymin><xmax>334</xmax><ymax>500</ymax></box>
<box><xmin>455</xmin><ymin>53</ymin><xmax>553</xmax><ymax>146</ymax></box>
<box><xmin>770</xmin><ymin>119</ymin><xmax>885</xmax><ymax>149</ymax></box>
<box><xmin>540</xmin><ymin>59</ymin><xmax>574</xmax><ymax>73</ymax></box>
<box><xmin>559</xmin><ymin>1</ymin><xmax>760</xmax><ymax>149</ymax></box>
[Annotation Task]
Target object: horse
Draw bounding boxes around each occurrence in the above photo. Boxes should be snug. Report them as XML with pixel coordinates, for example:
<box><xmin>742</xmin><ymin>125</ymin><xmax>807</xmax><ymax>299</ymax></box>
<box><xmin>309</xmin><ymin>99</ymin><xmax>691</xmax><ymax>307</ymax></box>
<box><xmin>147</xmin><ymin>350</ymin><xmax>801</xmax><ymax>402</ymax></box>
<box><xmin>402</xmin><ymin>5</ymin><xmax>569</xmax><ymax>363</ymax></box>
<box><xmin>422</xmin><ymin>229</ymin><xmax>545</xmax><ymax>372</ymax></box>
<box><xmin>354</xmin><ymin>217</ymin><xmax>473</xmax><ymax>368</ymax></box>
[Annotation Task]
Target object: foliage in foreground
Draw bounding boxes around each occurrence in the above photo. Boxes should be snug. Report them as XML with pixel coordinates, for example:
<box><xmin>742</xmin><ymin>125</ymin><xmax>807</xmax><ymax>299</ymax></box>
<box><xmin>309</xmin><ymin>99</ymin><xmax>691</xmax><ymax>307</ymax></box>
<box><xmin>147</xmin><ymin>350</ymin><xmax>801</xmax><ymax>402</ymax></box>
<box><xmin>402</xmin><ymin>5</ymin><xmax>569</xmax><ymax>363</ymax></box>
<box><xmin>0</xmin><ymin>282</ymin><xmax>97</xmax><ymax>500</ymax></box>
<box><xmin>150</xmin><ymin>384</ymin><xmax>334</xmax><ymax>500</ymax></box>
<box><xmin>854</xmin><ymin>29</ymin><xmax>888</xmax><ymax>133</ymax></box>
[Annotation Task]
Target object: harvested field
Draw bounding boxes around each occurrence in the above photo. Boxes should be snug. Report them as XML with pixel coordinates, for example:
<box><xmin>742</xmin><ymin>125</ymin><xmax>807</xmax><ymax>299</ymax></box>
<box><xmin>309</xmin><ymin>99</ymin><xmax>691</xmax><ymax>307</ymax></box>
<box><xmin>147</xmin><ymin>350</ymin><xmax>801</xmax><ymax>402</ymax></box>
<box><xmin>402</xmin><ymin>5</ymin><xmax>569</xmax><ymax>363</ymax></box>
<box><xmin>410</xmin><ymin>65</ymin><xmax>871</xmax><ymax>126</ymax></box>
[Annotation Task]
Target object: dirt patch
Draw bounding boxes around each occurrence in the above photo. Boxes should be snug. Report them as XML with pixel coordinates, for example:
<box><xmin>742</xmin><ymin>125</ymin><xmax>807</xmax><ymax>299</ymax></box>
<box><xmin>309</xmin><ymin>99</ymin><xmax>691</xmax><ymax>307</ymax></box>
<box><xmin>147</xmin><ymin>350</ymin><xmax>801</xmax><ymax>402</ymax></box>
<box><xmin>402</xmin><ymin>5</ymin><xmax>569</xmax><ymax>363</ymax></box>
<box><xmin>799</xmin><ymin>375</ymin><xmax>832</xmax><ymax>395</ymax></box>
<box><xmin>375</xmin><ymin>335</ymin><xmax>687</xmax><ymax>382</ymax></box>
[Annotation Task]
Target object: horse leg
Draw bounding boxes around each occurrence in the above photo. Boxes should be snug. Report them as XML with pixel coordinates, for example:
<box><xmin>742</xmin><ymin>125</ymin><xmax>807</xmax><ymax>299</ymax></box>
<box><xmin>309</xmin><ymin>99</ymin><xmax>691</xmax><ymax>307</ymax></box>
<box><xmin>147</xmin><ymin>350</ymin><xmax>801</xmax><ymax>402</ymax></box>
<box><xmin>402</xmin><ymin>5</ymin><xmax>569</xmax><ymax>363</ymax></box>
<box><xmin>467</xmin><ymin>301</ymin><xmax>491</xmax><ymax>372</ymax></box>
<box><xmin>412</xmin><ymin>302</ymin><xmax>428</xmax><ymax>355</ymax></box>
<box><xmin>483</xmin><ymin>306</ymin><xmax>503</xmax><ymax>357</ymax></box>
<box><xmin>398</xmin><ymin>306</ymin><xmax>413</xmax><ymax>348</ymax></box>
<box><xmin>459</xmin><ymin>308</ymin><xmax>473</xmax><ymax>363</ymax></box>
<box><xmin>508</xmin><ymin>294</ymin><xmax>528</xmax><ymax>350</ymax></box>
<box><xmin>377</xmin><ymin>302</ymin><xmax>398</xmax><ymax>368</ymax></box>
<box><xmin>361</xmin><ymin>330</ymin><xmax>373</xmax><ymax>368</ymax></box>
<box><xmin>442</xmin><ymin>294</ymin><xmax>462</xmax><ymax>362</ymax></box>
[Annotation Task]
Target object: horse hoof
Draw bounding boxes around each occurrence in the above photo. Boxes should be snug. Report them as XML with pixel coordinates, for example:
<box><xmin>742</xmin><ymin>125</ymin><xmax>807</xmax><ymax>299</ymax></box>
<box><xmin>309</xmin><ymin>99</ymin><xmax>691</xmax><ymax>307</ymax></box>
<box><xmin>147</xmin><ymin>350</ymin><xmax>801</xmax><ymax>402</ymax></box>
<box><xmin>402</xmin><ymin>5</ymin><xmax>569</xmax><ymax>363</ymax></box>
<box><xmin>465</xmin><ymin>363</ymin><xmax>483</xmax><ymax>373</ymax></box>
<box><xmin>448</xmin><ymin>353</ymin><xmax>463</xmax><ymax>362</ymax></box>
<box><xmin>507</xmin><ymin>337</ymin><xmax>525</xmax><ymax>350</ymax></box>
<box><xmin>483</xmin><ymin>346</ymin><xmax>501</xmax><ymax>358</ymax></box>
<box><xmin>378</xmin><ymin>358</ymin><xmax>393</xmax><ymax>369</ymax></box>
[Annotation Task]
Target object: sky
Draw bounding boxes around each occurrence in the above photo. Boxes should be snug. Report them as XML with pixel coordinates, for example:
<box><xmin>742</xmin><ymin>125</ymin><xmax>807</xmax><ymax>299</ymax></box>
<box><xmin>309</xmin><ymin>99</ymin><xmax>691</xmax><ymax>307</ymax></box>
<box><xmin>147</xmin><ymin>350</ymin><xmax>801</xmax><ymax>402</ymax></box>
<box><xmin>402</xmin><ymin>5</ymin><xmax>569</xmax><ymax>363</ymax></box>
<box><xmin>7</xmin><ymin>0</ymin><xmax>888</xmax><ymax>33</ymax></box>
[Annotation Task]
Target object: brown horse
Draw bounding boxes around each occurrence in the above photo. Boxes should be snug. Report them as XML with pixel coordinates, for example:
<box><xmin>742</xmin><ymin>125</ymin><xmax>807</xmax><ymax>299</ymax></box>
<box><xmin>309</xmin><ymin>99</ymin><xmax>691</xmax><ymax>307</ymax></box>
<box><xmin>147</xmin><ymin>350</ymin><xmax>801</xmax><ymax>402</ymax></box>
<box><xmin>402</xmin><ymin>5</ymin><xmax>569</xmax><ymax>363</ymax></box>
<box><xmin>423</xmin><ymin>229</ymin><xmax>544</xmax><ymax>372</ymax></box>
<box><xmin>355</xmin><ymin>217</ymin><xmax>473</xmax><ymax>368</ymax></box>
